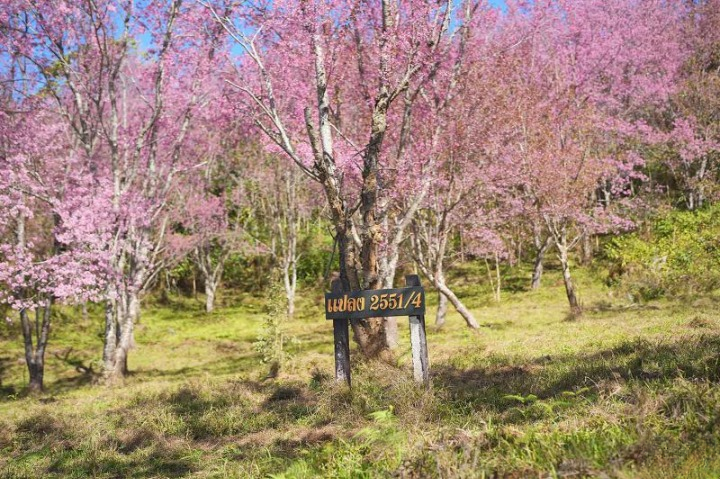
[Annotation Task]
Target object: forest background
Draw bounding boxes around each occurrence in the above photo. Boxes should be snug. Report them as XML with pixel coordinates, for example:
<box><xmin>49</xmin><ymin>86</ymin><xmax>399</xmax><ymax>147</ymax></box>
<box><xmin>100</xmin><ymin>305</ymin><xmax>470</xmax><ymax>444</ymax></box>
<box><xmin>1</xmin><ymin>0</ymin><xmax>720</xmax><ymax>477</ymax></box>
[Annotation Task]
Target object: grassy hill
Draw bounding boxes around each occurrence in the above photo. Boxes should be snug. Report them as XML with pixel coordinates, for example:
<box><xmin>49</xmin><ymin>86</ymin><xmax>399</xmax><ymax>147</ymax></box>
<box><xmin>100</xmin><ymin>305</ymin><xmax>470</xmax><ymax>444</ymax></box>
<box><xmin>1</xmin><ymin>265</ymin><xmax>720</xmax><ymax>478</ymax></box>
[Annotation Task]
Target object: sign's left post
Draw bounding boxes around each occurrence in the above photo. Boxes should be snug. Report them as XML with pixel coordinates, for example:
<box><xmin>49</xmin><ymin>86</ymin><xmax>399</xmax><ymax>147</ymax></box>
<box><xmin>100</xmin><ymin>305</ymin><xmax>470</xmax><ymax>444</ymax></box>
<box><xmin>330</xmin><ymin>278</ymin><xmax>351</xmax><ymax>386</ymax></box>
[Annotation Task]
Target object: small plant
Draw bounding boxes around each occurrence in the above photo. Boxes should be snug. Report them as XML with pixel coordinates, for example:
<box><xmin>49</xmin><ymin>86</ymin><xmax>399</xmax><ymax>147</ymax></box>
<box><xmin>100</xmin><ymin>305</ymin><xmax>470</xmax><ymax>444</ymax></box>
<box><xmin>254</xmin><ymin>281</ymin><xmax>297</xmax><ymax>378</ymax></box>
<box><xmin>503</xmin><ymin>393</ymin><xmax>538</xmax><ymax>405</ymax></box>
<box><xmin>358</xmin><ymin>407</ymin><xmax>397</xmax><ymax>444</ymax></box>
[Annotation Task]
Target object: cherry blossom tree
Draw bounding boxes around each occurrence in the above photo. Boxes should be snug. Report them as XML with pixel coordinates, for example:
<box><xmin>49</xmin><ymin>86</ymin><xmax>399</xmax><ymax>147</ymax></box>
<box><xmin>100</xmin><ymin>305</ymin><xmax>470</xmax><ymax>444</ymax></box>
<box><xmin>2</xmin><ymin>0</ymin><xmax>230</xmax><ymax>382</ymax></box>
<box><xmin>406</xmin><ymin>31</ymin><xmax>504</xmax><ymax>328</ymax></box>
<box><xmin>495</xmin><ymin>0</ymin><xmax>686</xmax><ymax>313</ymax></box>
<box><xmin>243</xmin><ymin>151</ymin><xmax>312</xmax><ymax>319</ymax></box>
<box><xmin>167</xmin><ymin>185</ymin><xmax>236</xmax><ymax>314</ymax></box>
<box><xmin>166</xmin><ymin>95</ymin><xmax>247</xmax><ymax>314</ymax></box>
<box><xmin>0</xmin><ymin>30</ymin><xmax>112</xmax><ymax>391</ymax></box>
<box><xmin>207</xmin><ymin>0</ymin><xmax>478</xmax><ymax>357</ymax></box>
<box><xmin>647</xmin><ymin>0</ymin><xmax>720</xmax><ymax>210</ymax></box>
<box><xmin>0</xmin><ymin>102</ymin><xmax>112</xmax><ymax>392</ymax></box>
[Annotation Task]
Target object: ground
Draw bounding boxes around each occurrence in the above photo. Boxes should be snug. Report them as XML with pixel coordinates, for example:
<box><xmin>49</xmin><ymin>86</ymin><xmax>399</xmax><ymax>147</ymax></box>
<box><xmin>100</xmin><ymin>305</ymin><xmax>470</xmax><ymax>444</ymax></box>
<box><xmin>1</xmin><ymin>265</ymin><xmax>720</xmax><ymax>478</ymax></box>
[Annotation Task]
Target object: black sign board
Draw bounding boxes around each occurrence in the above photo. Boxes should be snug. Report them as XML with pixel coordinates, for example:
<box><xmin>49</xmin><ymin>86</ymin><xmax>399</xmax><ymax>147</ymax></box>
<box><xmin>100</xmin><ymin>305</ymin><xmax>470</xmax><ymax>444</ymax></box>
<box><xmin>324</xmin><ymin>285</ymin><xmax>425</xmax><ymax>320</ymax></box>
<box><xmin>327</xmin><ymin>275</ymin><xmax>429</xmax><ymax>388</ymax></box>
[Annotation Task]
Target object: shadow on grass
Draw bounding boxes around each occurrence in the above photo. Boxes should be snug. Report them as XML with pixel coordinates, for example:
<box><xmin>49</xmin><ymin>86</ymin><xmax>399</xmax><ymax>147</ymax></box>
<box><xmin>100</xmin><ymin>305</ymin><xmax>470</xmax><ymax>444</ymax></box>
<box><xmin>127</xmin><ymin>353</ymin><xmax>260</xmax><ymax>380</ymax></box>
<box><xmin>433</xmin><ymin>333</ymin><xmax>720</xmax><ymax>419</ymax></box>
<box><xmin>6</xmin><ymin>330</ymin><xmax>720</xmax><ymax>478</ymax></box>
<box><xmin>5</xmin><ymin>378</ymin><xmax>325</xmax><ymax>477</ymax></box>
<box><xmin>45</xmin><ymin>372</ymin><xmax>97</xmax><ymax>397</ymax></box>
<box><xmin>0</xmin><ymin>355</ymin><xmax>17</xmax><ymax>398</ymax></box>
<box><xmin>5</xmin><ymin>346</ymin><xmax>262</xmax><ymax>399</ymax></box>
<box><xmin>44</xmin><ymin>442</ymin><xmax>197</xmax><ymax>479</ymax></box>
<box><xmin>5</xmin><ymin>411</ymin><xmax>191</xmax><ymax>478</ymax></box>
<box><xmin>586</xmin><ymin>300</ymin><xmax>662</xmax><ymax>313</ymax></box>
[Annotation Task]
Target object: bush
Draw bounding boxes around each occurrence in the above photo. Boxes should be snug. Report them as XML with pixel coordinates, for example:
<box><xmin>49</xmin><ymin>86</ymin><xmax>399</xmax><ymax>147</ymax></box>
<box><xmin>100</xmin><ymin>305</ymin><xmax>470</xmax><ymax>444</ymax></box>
<box><xmin>606</xmin><ymin>204</ymin><xmax>720</xmax><ymax>300</ymax></box>
<box><xmin>167</xmin><ymin>226</ymin><xmax>334</xmax><ymax>297</ymax></box>
<box><xmin>296</xmin><ymin>228</ymin><xmax>334</xmax><ymax>285</ymax></box>
<box><xmin>222</xmin><ymin>253</ymin><xmax>275</xmax><ymax>292</ymax></box>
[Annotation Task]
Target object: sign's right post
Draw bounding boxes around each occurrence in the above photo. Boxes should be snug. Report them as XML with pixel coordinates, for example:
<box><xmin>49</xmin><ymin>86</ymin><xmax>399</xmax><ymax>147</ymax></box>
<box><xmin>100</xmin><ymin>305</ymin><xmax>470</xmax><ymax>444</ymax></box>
<box><xmin>406</xmin><ymin>274</ymin><xmax>429</xmax><ymax>384</ymax></box>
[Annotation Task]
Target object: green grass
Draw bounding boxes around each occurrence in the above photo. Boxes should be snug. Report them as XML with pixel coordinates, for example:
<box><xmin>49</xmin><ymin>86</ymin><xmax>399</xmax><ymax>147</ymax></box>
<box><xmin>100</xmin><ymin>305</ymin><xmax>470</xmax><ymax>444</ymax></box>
<box><xmin>1</xmin><ymin>263</ymin><xmax>720</xmax><ymax>478</ymax></box>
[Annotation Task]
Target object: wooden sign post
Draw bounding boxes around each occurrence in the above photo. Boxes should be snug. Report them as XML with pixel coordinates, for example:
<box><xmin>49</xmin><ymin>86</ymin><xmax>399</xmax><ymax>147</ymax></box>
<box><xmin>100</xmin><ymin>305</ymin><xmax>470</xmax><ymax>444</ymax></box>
<box><xmin>330</xmin><ymin>279</ymin><xmax>351</xmax><ymax>386</ymax></box>
<box><xmin>325</xmin><ymin>274</ymin><xmax>429</xmax><ymax>387</ymax></box>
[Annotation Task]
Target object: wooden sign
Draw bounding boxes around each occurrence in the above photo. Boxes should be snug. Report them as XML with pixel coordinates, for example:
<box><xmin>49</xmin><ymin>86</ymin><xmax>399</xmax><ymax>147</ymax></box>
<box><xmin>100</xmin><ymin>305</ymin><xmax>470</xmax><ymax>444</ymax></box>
<box><xmin>327</xmin><ymin>275</ymin><xmax>429</xmax><ymax>388</ymax></box>
<box><xmin>324</xmin><ymin>285</ymin><xmax>425</xmax><ymax>320</ymax></box>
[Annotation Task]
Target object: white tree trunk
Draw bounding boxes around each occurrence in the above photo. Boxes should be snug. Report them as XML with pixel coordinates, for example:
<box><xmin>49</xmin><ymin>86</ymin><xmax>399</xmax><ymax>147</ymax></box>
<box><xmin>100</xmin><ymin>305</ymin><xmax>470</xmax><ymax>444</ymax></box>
<box><xmin>195</xmin><ymin>244</ymin><xmax>226</xmax><ymax>314</ymax></box>
<box><xmin>205</xmin><ymin>279</ymin><xmax>217</xmax><ymax>313</ymax></box>
<box><xmin>435</xmin><ymin>290</ymin><xmax>449</xmax><ymax>328</ymax></box>
<box><xmin>379</xmin><ymin>224</ymin><xmax>400</xmax><ymax>349</ymax></box>
<box><xmin>531</xmin><ymin>234</ymin><xmax>552</xmax><ymax>290</ymax></box>
<box><xmin>278</xmin><ymin>170</ymin><xmax>299</xmax><ymax>319</ymax></box>
<box><xmin>435</xmin><ymin>279</ymin><xmax>480</xmax><ymax>329</ymax></box>
<box><xmin>494</xmin><ymin>252</ymin><xmax>501</xmax><ymax>302</ymax></box>
<box><xmin>556</xmin><ymin>233</ymin><xmax>581</xmax><ymax>314</ymax></box>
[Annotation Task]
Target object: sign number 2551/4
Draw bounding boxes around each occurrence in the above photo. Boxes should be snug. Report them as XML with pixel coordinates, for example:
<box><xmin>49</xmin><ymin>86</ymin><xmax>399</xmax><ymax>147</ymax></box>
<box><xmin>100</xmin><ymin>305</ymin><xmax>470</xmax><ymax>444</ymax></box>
<box><xmin>370</xmin><ymin>291</ymin><xmax>422</xmax><ymax>311</ymax></box>
<box><xmin>325</xmin><ymin>285</ymin><xmax>425</xmax><ymax>320</ymax></box>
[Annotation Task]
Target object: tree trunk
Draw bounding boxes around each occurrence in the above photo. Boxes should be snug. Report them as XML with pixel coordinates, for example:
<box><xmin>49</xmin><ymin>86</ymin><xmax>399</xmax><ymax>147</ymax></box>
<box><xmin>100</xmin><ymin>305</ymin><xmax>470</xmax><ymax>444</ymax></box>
<box><xmin>494</xmin><ymin>252</ymin><xmax>501</xmax><ymax>302</ymax></box>
<box><xmin>104</xmin><ymin>285</ymin><xmax>139</xmax><ymax>383</ymax></box>
<box><xmin>531</xmin><ymin>256</ymin><xmax>544</xmax><ymax>290</ymax></box>
<box><xmin>205</xmin><ymin>279</ymin><xmax>216</xmax><ymax>313</ymax></box>
<box><xmin>196</xmin><ymin>243</ymin><xmax>226</xmax><ymax>315</ymax></box>
<box><xmin>411</xmin><ymin>211</ymin><xmax>479</xmax><ymax>330</ymax></box>
<box><xmin>280</xmin><ymin>170</ymin><xmax>298</xmax><ymax>319</ymax></box>
<box><xmin>484</xmin><ymin>257</ymin><xmax>500</xmax><ymax>302</ymax></box>
<box><xmin>20</xmin><ymin>300</ymin><xmax>52</xmax><ymax>394</ymax></box>
<box><xmin>379</xmin><ymin>245</ymin><xmax>399</xmax><ymax>349</ymax></box>
<box><xmin>531</xmin><ymin>235</ymin><xmax>552</xmax><ymax>290</ymax></box>
<box><xmin>103</xmin><ymin>297</ymin><xmax>117</xmax><ymax>373</ymax></box>
<box><xmin>383</xmin><ymin>318</ymin><xmax>398</xmax><ymax>349</ymax></box>
<box><xmin>316</xmin><ymin>153</ymin><xmax>389</xmax><ymax>360</ymax></box>
<box><xmin>334</xmin><ymin>224</ymin><xmax>390</xmax><ymax>360</ymax></box>
<box><xmin>286</xmin><ymin>287</ymin><xmax>295</xmax><ymax>318</ymax></box>
<box><xmin>435</xmin><ymin>290</ymin><xmax>449</xmax><ymax>328</ymax></box>
<box><xmin>557</xmin><ymin>234</ymin><xmax>581</xmax><ymax>314</ymax></box>
<box><xmin>580</xmin><ymin>233</ymin><xmax>593</xmax><ymax>265</ymax></box>
<box><xmin>113</xmin><ymin>290</ymin><xmax>138</xmax><ymax>380</ymax></box>
<box><xmin>282</xmin><ymin>240</ymin><xmax>297</xmax><ymax>319</ymax></box>
<box><xmin>27</xmin><ymin>361</ymin><xmax>44</xmax><ymax>394</ymax></box>
<box><xmin>435</xmin><ymin>279</ymin><xmax>480</xmax><ymax>329</ymax></box>
<box><xmin>16</xmin><ymin>216</ymin><xmax>52</xmax><ymax>394</ymax></box>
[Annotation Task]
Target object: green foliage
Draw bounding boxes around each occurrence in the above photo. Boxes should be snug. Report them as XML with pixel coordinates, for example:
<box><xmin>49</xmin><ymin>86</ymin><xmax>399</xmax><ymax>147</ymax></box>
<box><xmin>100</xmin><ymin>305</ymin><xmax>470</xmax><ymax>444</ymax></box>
<box><xmin>222</xmin><ymin>252</ymin><xmax>274</xmax><ymax>292</ymax></box>
<box><xmin>0</xmin><ymin>304</ymin><xmax>14</xmax><ymax>340</ymax></box>
<box><xmin>606</xmin><ymin>204</ymin><xmax>720</xmax><ymax>300</ymax></box>
<box><xmin>254</xmin><ymin>282</ymin><xmax>297</xmax><ymax>376</ymax></box>
<box><xmin>295</xmin><ymin>225</ymin><xmax>334</xmax><ymax>285</ymax></box>
<box><xmin>163</xmin><ymin>255</ymin><xmax>196</xmax><ymax>296</ymax></box>
<box><xmin>177</xmin><ymin>222</ymin><xmax>333</xmax><ymax>296</ymax></box>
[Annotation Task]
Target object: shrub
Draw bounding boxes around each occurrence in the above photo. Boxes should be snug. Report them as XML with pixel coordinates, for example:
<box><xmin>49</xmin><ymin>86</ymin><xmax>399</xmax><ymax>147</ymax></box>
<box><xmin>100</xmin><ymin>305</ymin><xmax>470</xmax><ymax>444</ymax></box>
<box><xmin>254</xmin><ymin>282</ymin><xmax>299</xmax><ymax>377</ymax></box>
<box><xmin>606</xmin><ymin>204</ymin><xmax>720</xmax><ymax>299</ymax></box>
